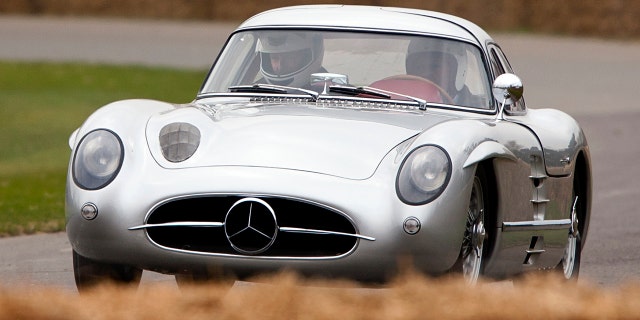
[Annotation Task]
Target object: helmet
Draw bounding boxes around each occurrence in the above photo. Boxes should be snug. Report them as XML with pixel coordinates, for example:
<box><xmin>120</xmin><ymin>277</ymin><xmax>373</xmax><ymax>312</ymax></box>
<box><xmin>405</xmin><ymin>37</ymin><xmax>467</xmax><ymax>91</ymax></box>
<box><xmin>258</xmin><ymin>32</ymin><xmax>324</xmax><ymax>87</ymax></box>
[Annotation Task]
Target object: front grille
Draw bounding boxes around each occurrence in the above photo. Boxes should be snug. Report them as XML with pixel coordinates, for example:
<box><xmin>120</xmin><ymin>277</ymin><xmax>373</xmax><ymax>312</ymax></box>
<box><xmin>145</xmin><ymin>195</ymin><xmax>359</xmax><ymax>257</ymax></box>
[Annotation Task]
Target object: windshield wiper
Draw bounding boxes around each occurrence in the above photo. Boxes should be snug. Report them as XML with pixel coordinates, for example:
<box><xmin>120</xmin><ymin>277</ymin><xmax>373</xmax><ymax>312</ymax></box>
<box><xmin>328</xmin><ymin>85</ymin><xmax>391</xmax><ymax>99</ymax></box>
<box><xmin>328</xmin><ymin>85</ymin><xmax>428</xmax><ymax>110</ymax></box>
<box><xmin>228</xmin><ymin>84</ymin><xmax>319</xmax><ymax>101</ymax></box>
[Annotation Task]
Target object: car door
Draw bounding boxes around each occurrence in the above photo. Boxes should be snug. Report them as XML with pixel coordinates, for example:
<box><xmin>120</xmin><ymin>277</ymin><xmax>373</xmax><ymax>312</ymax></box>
<box><xmin>486</xmin><ymin>43</ymin><xmax>546</xmax><ymax>223</ymax></box>
<box><xmin>488</xmin><ymin>44</ymin><xmax>579</xmax><ymax>177</ymax></box>
<box><xmin>483</xmin><ymin>44</ymin><xmax>574</xmax><ymax>276</ymax></box>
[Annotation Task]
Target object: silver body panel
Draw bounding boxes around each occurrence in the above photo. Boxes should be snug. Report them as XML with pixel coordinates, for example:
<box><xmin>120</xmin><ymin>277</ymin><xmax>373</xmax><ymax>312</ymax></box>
<box><xmin>66</xmin><ymin>5</ymin><xmax>591</xmax><ymax>281</ymax></box>
<box><xmin>237</xmin><ymin>5</ymin><xmax>492</xmax><ymax>44</ymax></box>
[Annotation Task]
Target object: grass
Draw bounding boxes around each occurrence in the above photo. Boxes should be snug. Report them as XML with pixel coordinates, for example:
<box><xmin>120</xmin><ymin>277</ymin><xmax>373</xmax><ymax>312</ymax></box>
<box><xmin>1</xmin><ymin>271</ymin><xmax>639</xmax><ymax>319</ymax></box>
<box><xmin>0</xmin><ymin>61</ymin><xmax>207</xmax><ymax>236</ymax></box>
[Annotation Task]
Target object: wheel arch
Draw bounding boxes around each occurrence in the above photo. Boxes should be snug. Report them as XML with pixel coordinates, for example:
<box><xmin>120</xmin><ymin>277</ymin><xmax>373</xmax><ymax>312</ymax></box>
<box><xmin>462</xmin><ymin>140</ymin><xmax>517</xmax><ymax>169</ymax></box>
<box><xmin>476</xmin><ymin>159</ymin><xmax>499</xmax><ymax>266</ymax></box>
<box><xmin>449</xmin><ymin>158</ymin><xmax>499</xmax><ymax>280</ymax></box>
<box><xmin>459</xmin><ymin>141</ymin><xmax>506</xmax><ymax>266</ymax></box>
<box><xmin>573</xmin><ymin>149</ymin><xmax>591</xmax><ymax>246</ymax></box>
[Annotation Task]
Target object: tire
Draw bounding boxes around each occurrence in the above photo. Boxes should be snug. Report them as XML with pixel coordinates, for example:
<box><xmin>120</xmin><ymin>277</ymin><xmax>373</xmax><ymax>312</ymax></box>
<box><xmin>73</xmin><ymin>250</ymin><xmax>142</xmax><ymax>292</ymax></box>
<box><xmin>557</xmin><ymin>227</ymin><xmax>581</xmax><ymax>281</ymax></box>
<box><xmin>453</xmin><ymin>166</ymin><xmax>489</xmax><ymax>284</ymax></box>
<box><xmin>555</xmin><ymin>173</ymin><xmax>584</xmax><ymax>280</ymax></box>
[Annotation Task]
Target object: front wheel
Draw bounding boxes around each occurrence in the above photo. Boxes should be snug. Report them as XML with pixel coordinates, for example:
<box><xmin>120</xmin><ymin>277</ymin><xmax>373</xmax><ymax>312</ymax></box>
<box><xmin>556</xmin><ymin>195</ymin><xmax>582</xmax><ymax>280</ymax></box>
<box><xmin>73</xmin><ymin>250</ymin><xmax>142</xmax><ymax>292</ymax></box>
<box><xmin>453</xmin><ymin>167</ymin><xmax>489</xmax><ymax>284</ymax></box>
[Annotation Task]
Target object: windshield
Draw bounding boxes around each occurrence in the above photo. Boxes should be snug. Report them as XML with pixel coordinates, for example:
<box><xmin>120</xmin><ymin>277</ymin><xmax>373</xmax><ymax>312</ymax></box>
<box><xmin>201</xmin><ymin>30</ymin><xmax>492</xmax><ymax>109</ymax></box>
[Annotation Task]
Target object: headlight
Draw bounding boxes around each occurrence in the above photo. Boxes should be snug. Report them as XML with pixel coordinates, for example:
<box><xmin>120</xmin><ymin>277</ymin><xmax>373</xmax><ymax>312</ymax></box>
<box><xmin>73</xmin><ymin>129</ymin><xmax>124</xmax><ymax>190</ymax></box>
<box><xmin>396</xmin><ymin>145</ymin><xmax>451</xmax><ymax>205</ymax></box>
<box><xmin>159</xmin><ymin>122</ymin><xmax>200</xmax><ymax>162</ymax></box>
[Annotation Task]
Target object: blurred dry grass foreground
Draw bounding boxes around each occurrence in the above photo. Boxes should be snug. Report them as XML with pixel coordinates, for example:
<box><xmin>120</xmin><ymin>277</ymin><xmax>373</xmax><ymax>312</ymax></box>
<box><xmin>2</xmin><ymin>1</ymin><xmax>639</xmax><ymax>318</ymax></box>
<box><xmin>2</xmin><ymin>272</ymin><xmax>640</xmax><ymax>319</ymax></box>
<box><xmin>2</xmin><ymin>0</ymin><xmax>640</xmax><ymax>38</ymax></box>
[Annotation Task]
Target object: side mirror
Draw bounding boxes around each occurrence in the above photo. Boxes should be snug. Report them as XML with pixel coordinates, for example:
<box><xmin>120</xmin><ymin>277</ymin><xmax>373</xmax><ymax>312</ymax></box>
<box><xmin>492</xmin><ymin>73</ymin><xmax>523</xmax><ymax>106</ymax></box>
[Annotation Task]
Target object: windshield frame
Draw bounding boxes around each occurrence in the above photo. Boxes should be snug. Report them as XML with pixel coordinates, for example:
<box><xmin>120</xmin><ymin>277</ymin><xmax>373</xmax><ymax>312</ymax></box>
<box><xmin>198</xmin><ymin>27</ymin><xmax>495</xmax><ymax>113</ymax></box>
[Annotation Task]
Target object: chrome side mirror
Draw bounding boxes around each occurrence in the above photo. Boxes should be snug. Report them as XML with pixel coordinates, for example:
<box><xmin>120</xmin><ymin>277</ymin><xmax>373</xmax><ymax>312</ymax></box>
<box><xmin>492</xmin><ymin>73</ymin><xmax>523</xmax><ymax>106</ymax></box>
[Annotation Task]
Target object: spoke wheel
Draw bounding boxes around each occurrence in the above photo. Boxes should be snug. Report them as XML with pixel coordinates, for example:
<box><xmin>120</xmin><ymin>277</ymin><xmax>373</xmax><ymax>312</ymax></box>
<box><xmin>460</xmin><ymin>173</ymin><xmax>486</xmax><ymax>284</ymax></box>
<box><xmin>557</xmin><ymin>186</ymin><xmax>582</xmax><ymax>280</ymax></box>
<box><xmin>562</xmin><ymin>212</ymin><xmax>579</xmax><ymax>279</ymax></box>
<box><xmin>73</xmin><ymin>250</ymin><xmax>142</xmax><ymax>292</ymax></box>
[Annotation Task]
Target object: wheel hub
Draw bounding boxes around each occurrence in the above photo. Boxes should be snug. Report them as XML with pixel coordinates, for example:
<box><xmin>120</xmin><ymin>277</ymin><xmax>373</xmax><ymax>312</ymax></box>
<box><xmin>472</xmin><ymin>219</ymin><xmax>486</xmax><ymax>257</ymax></box>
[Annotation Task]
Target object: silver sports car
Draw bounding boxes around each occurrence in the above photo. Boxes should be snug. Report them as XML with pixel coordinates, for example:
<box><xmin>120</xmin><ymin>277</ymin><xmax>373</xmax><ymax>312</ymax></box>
<box><xmin>66</xmin><ymin>5</ymin><xmax>591</xmax><ymax>290</ymax></box>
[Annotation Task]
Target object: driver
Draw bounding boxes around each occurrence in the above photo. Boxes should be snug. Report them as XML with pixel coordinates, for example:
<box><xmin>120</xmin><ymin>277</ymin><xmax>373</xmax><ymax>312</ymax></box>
<box><xmin>257</xmin><ymin>32</ymin><xmax>326</xmax><ymax>89</ymax></box>
<box><xmin>405</xmin><ymin>38</ymin><xmax>474</xmax><ymax>106</ymax></box>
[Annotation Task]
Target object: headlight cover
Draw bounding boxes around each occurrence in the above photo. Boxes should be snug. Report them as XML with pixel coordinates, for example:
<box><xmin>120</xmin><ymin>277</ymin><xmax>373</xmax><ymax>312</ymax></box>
<box><xmin>159</xmin><ymin>122</ymin><xmax>200</xmax><ymax>162</ymax></box>
<box><xmin>397</xmin><ymin>145</ymin><xmax>451</xmax><ymax>205</ymax></box>
<box><xmin>73</xmin><ymin>129</ymin><xmax>124</xmax><ymax>190</ymax></box>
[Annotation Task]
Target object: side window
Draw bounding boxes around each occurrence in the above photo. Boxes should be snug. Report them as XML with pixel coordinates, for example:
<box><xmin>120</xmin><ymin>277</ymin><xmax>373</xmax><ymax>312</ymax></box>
<box><xmin>489</xmin><ymin>45</ymin><xmax>526</xmax><ymax>113</ymax></box>
<box><xmin>490</xmin><ymin>49</ymin><xmax>505</xmax><ymax>76</ymax></box>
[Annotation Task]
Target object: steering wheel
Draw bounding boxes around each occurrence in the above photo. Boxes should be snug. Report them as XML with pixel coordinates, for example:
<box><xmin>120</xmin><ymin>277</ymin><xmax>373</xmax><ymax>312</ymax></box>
<box><xmin>378</xmin><ymin>74</ymin><xmax>454</xmax><ymax>105</ymax></box>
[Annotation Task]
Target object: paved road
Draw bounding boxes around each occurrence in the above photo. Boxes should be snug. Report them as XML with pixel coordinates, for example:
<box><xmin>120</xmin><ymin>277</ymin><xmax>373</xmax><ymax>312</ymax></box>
<box><xmin>1</xmin><ymin>15</ymin><xmax>639</xmax><ymax>289</ymax></box>
<box><xmin>0</xmin><ymin>15</ymin><xmax>235</xmax><ymax>70</ymax></box>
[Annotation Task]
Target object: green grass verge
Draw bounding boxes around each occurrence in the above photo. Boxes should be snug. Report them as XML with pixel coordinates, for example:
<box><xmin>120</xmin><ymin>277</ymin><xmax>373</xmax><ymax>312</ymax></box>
<box><xmin>0</xmin><ymin>61</ymin><xmax>207</xmax><ymax>236</ymax></box>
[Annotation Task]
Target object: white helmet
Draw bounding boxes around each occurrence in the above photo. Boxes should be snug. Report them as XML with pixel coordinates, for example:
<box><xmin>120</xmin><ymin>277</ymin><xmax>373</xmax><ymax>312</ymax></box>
<box><xmin>406</xmin><ymin>37</ymin><xmax>467</xmax><ymax>91</ymax></box>
<box><xmin>258</xmin><ymin>32</ymin><xmax>324</xmax><ymax>87</ymax></box>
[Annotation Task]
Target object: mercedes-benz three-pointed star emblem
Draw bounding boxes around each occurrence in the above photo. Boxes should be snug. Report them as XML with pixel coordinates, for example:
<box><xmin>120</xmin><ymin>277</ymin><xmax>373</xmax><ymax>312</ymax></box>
<box><xmin>224</xmin><ymin>197</ymin><xmax>278</xmax><ymax>255</ymax></box>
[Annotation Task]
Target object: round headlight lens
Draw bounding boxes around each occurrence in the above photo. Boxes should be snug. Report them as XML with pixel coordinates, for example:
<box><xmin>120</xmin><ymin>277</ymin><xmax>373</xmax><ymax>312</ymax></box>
<box><xmin>397</xmin><ymin>145</ymin><xmax>451</xmax><ymax>205</ymax></box>
<box><xmin>73</xmin><ymin>129</ymin><xmax>124</xmax><ymax>190</ymax></box>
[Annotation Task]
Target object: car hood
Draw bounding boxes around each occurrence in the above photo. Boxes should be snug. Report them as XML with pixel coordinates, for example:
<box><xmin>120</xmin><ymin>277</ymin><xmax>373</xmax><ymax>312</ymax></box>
<box><xmin>146</xmin><ymin>102</ymin><xmax>451</xmax><ymax>180</ymax></box>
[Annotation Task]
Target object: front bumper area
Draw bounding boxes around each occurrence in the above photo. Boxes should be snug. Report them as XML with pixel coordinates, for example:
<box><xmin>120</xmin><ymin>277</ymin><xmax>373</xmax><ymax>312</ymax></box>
<box><xmin>66</xmin><ymin>161</ymin><xmax>469</xmax><ymax>281</ymax></box>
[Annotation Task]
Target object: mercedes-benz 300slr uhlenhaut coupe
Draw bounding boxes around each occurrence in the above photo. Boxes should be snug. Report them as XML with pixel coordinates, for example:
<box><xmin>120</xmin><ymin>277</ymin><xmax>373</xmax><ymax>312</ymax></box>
<box><xmin>66</xmin><ymin>5</ymin><xmax>591</xmax><ymax>290</ymax></box>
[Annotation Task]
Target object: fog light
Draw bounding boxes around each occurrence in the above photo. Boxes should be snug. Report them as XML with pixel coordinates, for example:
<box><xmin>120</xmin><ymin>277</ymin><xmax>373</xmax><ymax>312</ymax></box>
<box><xmin>81</xmin><ymin>203</ymin><xmax>98</xmax><ymax>220</ymax></box>
<box><xmin>159</xmin><ymin>122</ymin><xmax>200</xmax><ymax>162</ymax></box>
<box><xmin>403</xmin><ymin>216</ymin><xmax>421</xmax><ymax>235</ymax></box>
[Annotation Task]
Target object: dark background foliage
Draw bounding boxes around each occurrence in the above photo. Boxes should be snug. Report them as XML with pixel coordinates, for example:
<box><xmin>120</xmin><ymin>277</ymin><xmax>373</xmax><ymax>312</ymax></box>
<box><xmin>2</xmin><ymin>0</ymin><xmax>639</xmax><ymax>38</ymax></box>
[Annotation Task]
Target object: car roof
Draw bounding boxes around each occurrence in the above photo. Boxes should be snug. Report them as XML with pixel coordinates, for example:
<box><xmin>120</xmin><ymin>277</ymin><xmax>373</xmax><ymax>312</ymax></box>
<box><xmin>236</xmin><ymin>5</ymin><xmax>493</xmax><ymax>46</ymax></box>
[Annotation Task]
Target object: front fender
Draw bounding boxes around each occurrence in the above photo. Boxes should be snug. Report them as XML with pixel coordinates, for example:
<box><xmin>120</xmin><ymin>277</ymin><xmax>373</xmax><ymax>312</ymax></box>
<box><xmin>510</xmin><ymin>108</ymin><xmax>588</xmax><ymax>176</ymax></box>
<box><xmin>463</xmin><ymin>140</ymin><xmax>517</xmax><ymax>169</ymax></box>
<box><xmin>69</xmin><ymin>99</ymin><xmax>175</xmax><ymax>150</ymax></box>
<box><xmin>68</xmin><ymin>128</ymin><xmax>79</xmax><ymax>149</ymax></box>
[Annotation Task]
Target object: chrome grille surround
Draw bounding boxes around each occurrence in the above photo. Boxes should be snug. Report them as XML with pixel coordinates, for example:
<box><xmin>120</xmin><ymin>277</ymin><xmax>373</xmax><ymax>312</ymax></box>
<box><xmin>133</xmin><ymin>195</ymin><xmax>372</xmax><ymax>258</ymax></box>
